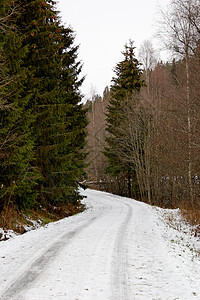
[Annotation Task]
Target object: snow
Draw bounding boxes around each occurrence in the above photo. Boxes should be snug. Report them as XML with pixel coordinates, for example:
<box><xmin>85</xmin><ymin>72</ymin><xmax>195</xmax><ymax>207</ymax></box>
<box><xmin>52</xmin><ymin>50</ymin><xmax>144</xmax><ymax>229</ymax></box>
<box><xmin>0</xmin><ymin>228</ymin><xmax>17</xmax><ymax>241</ymax></box>
<box><xmin>0</xmin><ymin>189</ymin><xmax>200</xmax><ymax>299</ymax></box>
<box><xmin>0</xmin><ymin>216</ymin><xmax>42</xmax><ymax>241</ymax></box>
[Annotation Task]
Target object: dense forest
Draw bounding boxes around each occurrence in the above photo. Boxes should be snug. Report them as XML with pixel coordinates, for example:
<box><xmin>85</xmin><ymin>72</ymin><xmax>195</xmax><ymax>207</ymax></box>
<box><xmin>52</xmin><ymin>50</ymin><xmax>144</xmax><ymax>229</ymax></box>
<box><xmin>85</xmin><ymin>0</ymin><xmax>200</xmax><ymax>223</ymax></box>
<box><xmin>0</xmin><ymin>0</ymin><xmax>200</xmax><ymax>231</ymax></box>
<box><xmin>0</xmin><ymin>0</ymin><xmax>87</xmax><ymax>229</ymax></box>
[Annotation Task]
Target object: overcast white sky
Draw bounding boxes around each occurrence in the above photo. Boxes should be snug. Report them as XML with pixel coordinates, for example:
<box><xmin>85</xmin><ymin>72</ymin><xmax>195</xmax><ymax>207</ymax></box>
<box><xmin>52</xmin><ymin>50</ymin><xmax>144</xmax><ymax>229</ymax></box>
<box><xmin>56</xmin><ymin>0</ymin><xmax>170</xmax><ymax>99</ymax></box>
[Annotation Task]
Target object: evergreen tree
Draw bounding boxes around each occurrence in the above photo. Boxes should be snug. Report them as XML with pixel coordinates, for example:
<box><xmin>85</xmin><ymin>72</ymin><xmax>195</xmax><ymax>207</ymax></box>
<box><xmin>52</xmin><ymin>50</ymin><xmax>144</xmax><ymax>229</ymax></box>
<box><xmin>0</xmin><ymin>0</ymin><xmax>38</xmax><ymax>212</ymax></box>
<box><xmin>57</xmin><ymin>28</ymin><xmax>87</xmax><ymax>204</ymax></box>
<box><xmin>104</xmin><ymin>41</ymin><xmax>145</xmax><ymax>197</ymax></box>
<box><xmin>14</xmin><ymin>0</ymin><xmax>87</xmax><ymax>207</ymax></box>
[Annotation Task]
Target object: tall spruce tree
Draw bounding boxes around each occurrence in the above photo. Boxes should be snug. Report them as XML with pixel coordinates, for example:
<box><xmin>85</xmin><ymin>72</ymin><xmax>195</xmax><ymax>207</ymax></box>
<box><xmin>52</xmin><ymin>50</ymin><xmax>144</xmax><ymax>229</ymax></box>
<box><xmin>56</xmin><ymin>26</ymin><xmax>87</xmax><ymax>204</ymax></box>
<box><xmin>14</xmin><ymin>0</ymin><xmax>87</xmax><ymax>207</ymax></box>
<box><xmin>104</xmin><ymin>41</ymin><xmax>145</xmax><ymax>197</ymax></box>
<box><xmin>0</xmin><ymin>0</ymin><xmax>39</xmax><ymax>212</ymax></box>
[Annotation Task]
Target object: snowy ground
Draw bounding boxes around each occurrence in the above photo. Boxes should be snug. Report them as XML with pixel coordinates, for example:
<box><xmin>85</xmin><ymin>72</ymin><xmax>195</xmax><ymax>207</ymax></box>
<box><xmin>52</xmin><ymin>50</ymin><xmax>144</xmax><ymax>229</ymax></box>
<box><xmin>0</xmin><ymin>189</ymin><xmax>200</xmax><ymax>300</ymax></box>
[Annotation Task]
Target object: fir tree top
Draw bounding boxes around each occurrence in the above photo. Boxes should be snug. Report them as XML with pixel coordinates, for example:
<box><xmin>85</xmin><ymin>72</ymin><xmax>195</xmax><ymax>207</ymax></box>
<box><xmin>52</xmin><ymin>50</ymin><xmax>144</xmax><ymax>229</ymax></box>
<box><xmin>111</xmin><ymin>40</ymin><xmax>145</xmax><ymax>99</ymax></box>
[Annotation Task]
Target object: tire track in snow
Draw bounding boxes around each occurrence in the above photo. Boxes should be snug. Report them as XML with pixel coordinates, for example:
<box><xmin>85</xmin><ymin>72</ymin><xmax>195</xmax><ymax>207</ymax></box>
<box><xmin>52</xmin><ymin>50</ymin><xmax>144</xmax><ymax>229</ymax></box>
<box><xmin>109</xmin><ymin>195</ymin><xmax>132</xmax><ymax>300</ymax></box>
<box><xmin>1</xmin><ymin>216</ymin><xmax>98</xmax><ymax>300</ymax></box>
<box><xmin>1</xmin><ymin>189</ymin><xmax>200</xmax><ymax>299</ymax></box>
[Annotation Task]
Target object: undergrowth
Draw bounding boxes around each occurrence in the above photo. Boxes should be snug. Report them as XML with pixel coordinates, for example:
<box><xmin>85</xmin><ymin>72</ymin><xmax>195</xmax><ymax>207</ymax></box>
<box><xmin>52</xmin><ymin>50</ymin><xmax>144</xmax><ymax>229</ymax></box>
<box><xmin>180</xmin><ymin>203</ymin><xmax>200</xmax><ymax>237</ymax></box>
<box><xmin>0</xmin><ymin>200</ymin><xmax>85</xmax><ymax>240</ymax></box>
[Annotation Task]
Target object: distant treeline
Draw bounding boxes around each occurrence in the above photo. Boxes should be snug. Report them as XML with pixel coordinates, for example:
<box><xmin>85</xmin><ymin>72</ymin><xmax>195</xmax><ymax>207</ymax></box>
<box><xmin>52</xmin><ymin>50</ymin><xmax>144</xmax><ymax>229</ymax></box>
<box><xmin>85</xmin><ymin>0</ymin><xmax>200</xmax><ymax>211</ymax></box>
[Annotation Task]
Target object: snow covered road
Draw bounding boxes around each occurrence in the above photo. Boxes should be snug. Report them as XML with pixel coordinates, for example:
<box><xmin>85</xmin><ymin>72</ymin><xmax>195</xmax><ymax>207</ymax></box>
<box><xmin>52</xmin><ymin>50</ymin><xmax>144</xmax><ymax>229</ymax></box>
<box><xmin>0</xmin><ymin>189</ymin><xmax>200</xmax><ymax>300</ymax></box>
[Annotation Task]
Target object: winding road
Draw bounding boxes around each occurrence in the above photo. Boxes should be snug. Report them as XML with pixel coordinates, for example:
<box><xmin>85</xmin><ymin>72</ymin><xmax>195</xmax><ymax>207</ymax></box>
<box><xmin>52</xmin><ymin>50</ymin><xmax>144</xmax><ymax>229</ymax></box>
<box><xmin>0</xmin><ymin>189</ymin><xmax>199</xmax><ymax>300</ymax></box>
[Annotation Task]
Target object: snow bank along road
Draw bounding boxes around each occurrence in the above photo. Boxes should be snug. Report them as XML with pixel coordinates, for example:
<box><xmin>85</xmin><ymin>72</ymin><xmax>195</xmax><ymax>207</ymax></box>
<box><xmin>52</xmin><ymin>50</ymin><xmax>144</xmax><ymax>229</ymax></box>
<box><xmin>0</xmin><ymin>189</ymin><xmax>200</xmax><ymax>300</ymax></box>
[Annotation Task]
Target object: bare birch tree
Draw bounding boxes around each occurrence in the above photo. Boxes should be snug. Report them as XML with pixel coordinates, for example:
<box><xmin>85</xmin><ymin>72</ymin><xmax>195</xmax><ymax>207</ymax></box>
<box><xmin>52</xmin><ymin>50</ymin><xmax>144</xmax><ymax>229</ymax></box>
<box><xmin>139</xmin><ymin>40</ymin><xmax>157</xmax><ymax>95</ymax></box>
<box><xmin>157</xmin><ymin>0</ymin><xmax>200</xmax><ymax>205</ymax></box>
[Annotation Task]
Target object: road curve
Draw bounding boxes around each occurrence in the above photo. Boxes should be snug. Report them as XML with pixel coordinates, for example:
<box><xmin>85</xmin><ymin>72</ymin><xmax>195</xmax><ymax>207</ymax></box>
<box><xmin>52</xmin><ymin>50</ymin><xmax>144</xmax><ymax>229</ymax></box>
<box><xmin>0</xmin><ymin>189</ymin><xmax>199</xmax><ymax>300</ymax></box>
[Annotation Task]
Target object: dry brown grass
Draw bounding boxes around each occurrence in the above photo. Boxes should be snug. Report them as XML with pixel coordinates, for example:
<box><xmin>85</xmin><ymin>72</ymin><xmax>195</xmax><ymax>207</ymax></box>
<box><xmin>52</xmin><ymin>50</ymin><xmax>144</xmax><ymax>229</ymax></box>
<box><xmin>0</xmin><ymin>204</ymin><xmax>20</xmax><ymax>231</ymax></box>
<box><xmin>180</xmin><ymin>203</ymin><xmax>200</xmax><ymax>236</ymax></box>
<box><xmin>0</xmin><ymin>200</ymin><xmax>85</xmax><ymax>239</ymax></box>
<box><xmin>48</xmin><ymin>200</ymin><xmax>85</xmax><ymax>218</ymax></box>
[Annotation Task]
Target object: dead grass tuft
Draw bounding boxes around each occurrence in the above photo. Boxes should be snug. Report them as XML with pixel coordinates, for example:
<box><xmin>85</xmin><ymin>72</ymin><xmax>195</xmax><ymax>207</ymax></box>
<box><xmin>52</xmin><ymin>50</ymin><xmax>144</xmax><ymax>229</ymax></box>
<box><xmin>180</xmin><ymin>203</ymin><xmax>200</xmax><ymax>237</ymax></box>
<box><xmin>0</xmin><ymin>200</ymin><xmax>85</xmax><ymax>240</ymax></box>
<box><xmin>0</xmin><ymin>204</ymin><xmax>20</xmax><ymax>231</ymax></box>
